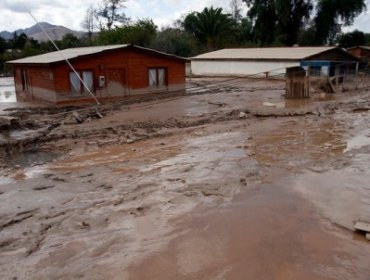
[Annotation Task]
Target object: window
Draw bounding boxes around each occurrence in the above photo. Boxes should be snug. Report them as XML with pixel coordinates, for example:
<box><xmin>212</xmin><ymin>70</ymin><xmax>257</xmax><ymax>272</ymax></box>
<box><xmin>69</xmin><ymin>71</ymin><xmax>94</xmax><ymax>94</ymax></box>
<box><xmin>148</xmin><ymin>68</ymin><xmax>167</xmax><ymax>87</ymax></box>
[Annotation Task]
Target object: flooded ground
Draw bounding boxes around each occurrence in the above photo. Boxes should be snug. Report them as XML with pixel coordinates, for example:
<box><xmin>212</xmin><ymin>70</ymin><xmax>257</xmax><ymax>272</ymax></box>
<box><xmin>0</xmin><ymin>77</ymin><xmax>17</xmax><ymax>112</ymax></box>
<box><xmin>0</xmin><ymin>77</ymin><xmax>16</xmax><ymax>103</ymax></box>
<box><xmin>1</xmin><ymin>78</ymin><xmax>370</xmax><ymax>279</ymax></box>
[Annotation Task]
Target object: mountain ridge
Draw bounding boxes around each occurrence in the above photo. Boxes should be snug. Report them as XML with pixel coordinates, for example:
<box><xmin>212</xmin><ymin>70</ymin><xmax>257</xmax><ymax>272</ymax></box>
<box><xmin>0</xmin><ymin>22</ymin><xmax>84</xmax><ymax>42</ymax></box>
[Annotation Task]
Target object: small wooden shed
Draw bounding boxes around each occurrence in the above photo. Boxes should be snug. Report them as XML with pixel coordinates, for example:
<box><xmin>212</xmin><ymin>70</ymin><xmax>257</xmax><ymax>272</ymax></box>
<box><xmin>7</xmin><ymin>45</ymin><xmax>188</xmax><ymax>104</ymax></box>
<box><xmin>285</xmin><ymin>66</ymin><xmax>310</xmax><ymax>99</ymax></box>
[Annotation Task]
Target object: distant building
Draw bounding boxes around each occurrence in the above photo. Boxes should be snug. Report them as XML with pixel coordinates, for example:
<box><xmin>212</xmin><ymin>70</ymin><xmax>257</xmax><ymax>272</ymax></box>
<box><xmin>347</xmin><ymin>46</ymin><xmax>370</xmax><ymax>69</ymax></box>
<box><xmin>7</xmin><ymin>45</ymin><xmax>188</xmax><ymax>104</ymax></box>
<box><xmin>191</xmin><ymin>47</ymin><xmax>358</xmax><ymax>77</ymax></box>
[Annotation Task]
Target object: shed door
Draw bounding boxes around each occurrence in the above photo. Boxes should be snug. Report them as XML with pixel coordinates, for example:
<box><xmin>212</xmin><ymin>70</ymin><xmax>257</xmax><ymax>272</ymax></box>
<box><xmin>106</xmin><ymin>69</ymin><xmax>127</xmax><ymax>96</ymax></box>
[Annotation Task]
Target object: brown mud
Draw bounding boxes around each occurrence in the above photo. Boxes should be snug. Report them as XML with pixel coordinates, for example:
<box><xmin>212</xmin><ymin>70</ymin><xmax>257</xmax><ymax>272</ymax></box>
<box><xmin>1</xmin><ymin>78</ymin><xmax>370</xmax><ymax>279</ymax></box>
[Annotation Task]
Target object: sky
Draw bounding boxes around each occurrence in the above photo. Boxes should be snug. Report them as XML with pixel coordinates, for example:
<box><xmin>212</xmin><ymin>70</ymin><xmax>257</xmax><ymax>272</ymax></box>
<box><xmin>0</xmin><ymin>0</ymin><xmax>369</xmax><ymax>33</ymax></box>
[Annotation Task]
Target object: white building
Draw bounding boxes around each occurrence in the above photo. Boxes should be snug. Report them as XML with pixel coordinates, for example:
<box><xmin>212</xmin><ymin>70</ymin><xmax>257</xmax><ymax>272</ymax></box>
<box><xmin>191</xmin><ymin>47</ymin><xmax>358</xmax><ymax>77</ymax></box>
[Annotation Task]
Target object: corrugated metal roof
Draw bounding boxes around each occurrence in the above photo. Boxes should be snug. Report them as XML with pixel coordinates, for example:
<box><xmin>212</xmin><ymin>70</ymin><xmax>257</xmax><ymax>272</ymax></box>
<box><xmin>8</xmin><ymin>44</ymin><xmax>189</xmax><ymax>64</ymax></box>
<box><xmin>8</xmin><ymin>45</ymin><xmax>129</xmax><ymax>64</ymax></box>
<box><xmin>192</xmin><ymin>47</ymin><xmax>339</xmax><ymax>61</ymax></box>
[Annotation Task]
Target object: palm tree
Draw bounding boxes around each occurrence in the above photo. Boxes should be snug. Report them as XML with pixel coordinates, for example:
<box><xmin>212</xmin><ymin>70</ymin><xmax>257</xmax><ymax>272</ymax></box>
<box><xmin>184</xmin><ymin>7</ymin><xmax>234</xmax><ymax>51</ymax></box>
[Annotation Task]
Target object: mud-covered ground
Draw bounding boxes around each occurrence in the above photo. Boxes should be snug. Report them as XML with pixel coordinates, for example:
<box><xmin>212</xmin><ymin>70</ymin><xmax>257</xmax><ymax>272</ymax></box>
<box><xmin>1</xmin><ymin>77</ymin><xmax>370</xmax><ymax>279</ymax></box>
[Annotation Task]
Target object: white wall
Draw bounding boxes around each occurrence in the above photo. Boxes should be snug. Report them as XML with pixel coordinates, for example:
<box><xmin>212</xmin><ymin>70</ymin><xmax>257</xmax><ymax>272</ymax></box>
<box><xmin>191</xmin><ymin>60</ymin><xmax>299</xmax><ymax>77</ymax></box>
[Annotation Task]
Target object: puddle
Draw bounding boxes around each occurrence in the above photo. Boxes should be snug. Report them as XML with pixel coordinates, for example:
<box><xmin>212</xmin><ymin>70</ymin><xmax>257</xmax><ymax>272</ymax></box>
<box><xmin>250</xmin><ymin>118</ymin><xmax>347</xmax><ymax>169</ymax></box>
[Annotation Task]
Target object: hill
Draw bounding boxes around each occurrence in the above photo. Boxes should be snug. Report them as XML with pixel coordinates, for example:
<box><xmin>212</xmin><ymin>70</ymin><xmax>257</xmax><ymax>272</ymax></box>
<box><xmin>0</xmin><ymin>22</ymin><xmax>84</xmax><ymax>41</ymax></box>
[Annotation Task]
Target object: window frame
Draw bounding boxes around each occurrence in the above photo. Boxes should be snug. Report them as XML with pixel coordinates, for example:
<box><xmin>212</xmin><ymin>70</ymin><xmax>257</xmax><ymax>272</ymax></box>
<box><xmin>148</xmin><ymin>67</ymin><xmax>168</xmax><ymax>88</ymax></box>
<box><xmin>69</xmin><ymin>70</ymin><xmax>95</xmax><ymax>95</ymax></box>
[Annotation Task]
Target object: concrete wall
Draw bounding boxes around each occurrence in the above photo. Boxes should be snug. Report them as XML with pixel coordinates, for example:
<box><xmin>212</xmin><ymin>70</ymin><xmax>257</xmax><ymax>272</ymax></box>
<box><xmin>191</xmin><ymin>60</ymin><xmax>299</xmax><ymax>77</ymax></box>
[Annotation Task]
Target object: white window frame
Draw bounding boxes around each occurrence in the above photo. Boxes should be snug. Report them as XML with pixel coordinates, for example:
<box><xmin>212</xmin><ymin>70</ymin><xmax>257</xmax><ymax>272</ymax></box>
<box><xmin>69</xmin><ymin>70</ymin><xmax>94</xmax><ymax>94</ymax></box>
<box><xmin>148</xmin><ymin>67</ymin><xmax>167</xmax><ymax>87</ymax></box>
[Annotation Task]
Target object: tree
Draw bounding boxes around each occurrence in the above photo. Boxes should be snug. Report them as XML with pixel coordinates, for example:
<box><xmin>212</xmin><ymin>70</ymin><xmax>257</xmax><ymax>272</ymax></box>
<box><xmin>229</xmin><ymin>0</ymin><xmax>243</xmax><ymax>23</ymax></box>
<box><xmin>95</xmin><ymin>0</ymin><xmax>128</xmax><ymax>31</ymax></box>
<box><xmin>337</xmin><ymin>30</ymin><xmax>366</xmax><ymax>48</ymax></box>
<box><xmin>313</xmin><ymin>0</ymin><xmax>366</xmax><ymax>45</ymax></box>
<box><xmin>243</xmin><ymin>0</ymin><xmax>278</xmax><ymax>45</ymax></box>
<box><xmin>97</xmin><ymin>19</ymin><xmax>157</xmax><ymax>47</ymax></box>
<box><xmin>59</xmin><ymin>33</ymin><xmax>81</xmax><ymax>49</ymax></box>
<box><xmin>183</xmin><ymin>7</ymin><xmax>235</xmax><ymax>51</ymax></box>
<box><xmin>274</xmin><ymin>0</ymin><xmax>312</xmax><ymax>45</ymax></box>
<box><xmin>365</xmin><ymin>33</ymin><xmax>370</xmax><ymax>45</ymax></box>
<box><xmin>152</xmin><ymin>28</ymin><xmax>197</xmax><ymax>57</ymax></box>
<box><xmin>0</xmin><ymin>37</ymin><xmax>7</xmax><ymax>74</ymax></box>
<box><xmin>124</xmin><ymin>19</ymin><xmax>157</xmax><ymax>47</ymax></box>
<box><xmin>0</xmin><ymin>37</ymin><xmax>6</xmax><ymax>56</ymax></box>
<box><xmin>82</xmin><ymin>5</ymin><xmax>96</xmax><ymax>44</ymax></box>
<box><xmin>237</xmin><ymin>17</ymin><xmax>255</xmax><ymax>45</ymax></box>
<box><xmin>243</xmin><ymin>0</ymin><xmax>312</xmax><ymax>46</ymax></box>
<box><xmin>11</xmin><ymin>32</ymin><xmax>28</xmax><ymax>50</ymax></box>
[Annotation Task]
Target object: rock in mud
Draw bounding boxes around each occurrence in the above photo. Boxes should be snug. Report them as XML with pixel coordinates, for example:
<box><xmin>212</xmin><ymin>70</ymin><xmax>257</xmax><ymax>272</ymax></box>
<box><xmin>239</xmin><ymin>112</ymin><xmax>247</xmax><ymax>119</ymax></box>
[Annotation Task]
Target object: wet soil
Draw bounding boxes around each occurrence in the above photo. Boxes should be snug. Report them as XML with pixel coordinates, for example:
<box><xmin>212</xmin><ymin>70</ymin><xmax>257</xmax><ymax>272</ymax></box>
<box><xmin>1</xmin><ymin>78</ymin><xmax>370</xmax><ymax>279</ymax></box>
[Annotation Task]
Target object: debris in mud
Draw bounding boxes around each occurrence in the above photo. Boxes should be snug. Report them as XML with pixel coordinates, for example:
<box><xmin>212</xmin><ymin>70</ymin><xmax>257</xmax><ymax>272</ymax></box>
<box><xmin>0</xmin><ymin>213</ymin><xmax>35</xmax><ymax>231</ymax></box>
<box><xmin>97</xmin><ymin>184</ymin><xmax>113</xmax><ymax>190</ymax></box>
<box><xmin>52</xmin><ymin>177</ymin><xmax>66</xmax><ymax>182</ymax></box>
<box><xmin>79</xmin><ymin>173</ymin><xmax>93</xmax><ymax>178</ymax></box>
<box><xmin>239</xmin><ymin>112</ymin><xmax>247</xmax><ymax>119</ymax></box>
<box><xmin>25</xmin><ymin>223</ymin><xmax>53</xmax><ymax>257</ymax></box>
<box><xmin>319</xmin><ymin>78</ymin><xmax>336</xmax><ymax>94</ymax></box>
<box><xmin>33</xmin><ymin>185</ymin><xmax>55</xmax><ymax>191</ymax></box>
<box><xmin>0</xmin><ymin>116</ymin><xmax>19</xmax><ymax>129</ymax></box>
<box><xmin>129</xmin><ymin>206</ymin><xmax>147</xmax><ymax>216</ymax></box>
<box><xmin>72</xmin><ymin>111</ymin><xmax>85</xmax><ymax>124</ymax></box>
<box><xmin>354</xmin><ymin>221</ymin><xmax>370</xmax><ymax>233</ymax></box>
<box><xmin>0</xmin><ymin>238</ymin><xmax>18</xmax><ymax>249</ymax></box>
<box><xmin>352</xmin><ymin>108</ymin><xmax>370</xmax><ymax>113</ymax></box>
<box><xmin>208</xmin><ymin>101</ymin><xmax>227</xmax><ymax>107</ymax></box>
<box><xmin>240</xmin><ymin>178</ymin><xmax>247</xmax><ymax>186</ymax></box>
<box><xmin>201</xmin><ymin>190</ymin><xmax>222</xmax><ymax>197</ymax></box>
<box><xmin>80</xmin><ymin>221</ymin><xmax>91</xmax><ymax>230</ymax></box>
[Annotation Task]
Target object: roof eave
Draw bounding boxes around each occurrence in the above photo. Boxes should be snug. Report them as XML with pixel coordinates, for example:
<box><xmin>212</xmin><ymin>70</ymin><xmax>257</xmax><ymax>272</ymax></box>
<box><xmin>191</xmin><ymin>58</ymin><xmax>301</xmax><ymax>62</ymax></box>
<box><xmin>303</xmin><ymin>47</ymin><xmax>359</xmax><ymax>61</ymax></box>
<box><xmin>6</xmin><ymin>44</ymin><xmax>189</xmax><ymax>65</ymax></box>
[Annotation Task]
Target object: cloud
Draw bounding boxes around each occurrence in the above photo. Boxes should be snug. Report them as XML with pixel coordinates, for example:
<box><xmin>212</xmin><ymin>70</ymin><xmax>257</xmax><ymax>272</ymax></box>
<box><xmin>2</xmin><ymin>0</ymin><xmax>68</xmax><ymax>13</ymax></box>
<box><xmin>2</xmin><ymin>0</ymin><xmax>37</xmax><ymax>13</ymax></box>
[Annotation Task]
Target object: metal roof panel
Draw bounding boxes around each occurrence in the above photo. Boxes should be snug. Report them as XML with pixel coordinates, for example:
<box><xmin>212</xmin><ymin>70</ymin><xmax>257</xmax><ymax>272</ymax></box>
<box><xmin>8</xmin><ymin>45</ymin><xmax>129</xmax><ymax>64</ymax></box>
<box><xmin>192</xmin><ymin>47</ymin><xmax>339</xmax><ymax>61</ymax></box>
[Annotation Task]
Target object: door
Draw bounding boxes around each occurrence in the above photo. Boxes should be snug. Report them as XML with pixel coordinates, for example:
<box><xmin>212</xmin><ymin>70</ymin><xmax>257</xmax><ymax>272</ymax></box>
<box><xmin>106</xmin><ymin>69</ymin><xmax>127</xmax><ymax>97</ymax></box>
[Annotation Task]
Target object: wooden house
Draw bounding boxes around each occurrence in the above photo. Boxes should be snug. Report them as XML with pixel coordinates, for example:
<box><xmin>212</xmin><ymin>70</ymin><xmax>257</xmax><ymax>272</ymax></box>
<box><xmin>7</xmin><ymin>45</ymin><xmax>188</xmax><ymax>104</ymax></box>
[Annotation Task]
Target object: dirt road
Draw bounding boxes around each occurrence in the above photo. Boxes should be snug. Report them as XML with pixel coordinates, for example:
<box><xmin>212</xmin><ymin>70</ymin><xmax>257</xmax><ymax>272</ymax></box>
<box><xmin>1</xmin><ymin>78</ymin><xmax>370</xmax><ymax>279</ymax></box>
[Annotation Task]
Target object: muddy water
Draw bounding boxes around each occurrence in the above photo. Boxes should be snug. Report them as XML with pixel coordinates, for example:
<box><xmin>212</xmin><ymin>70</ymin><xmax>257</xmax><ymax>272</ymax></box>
<box><xmin>2</xmin><ymin>84</ymin><xmax>370</xmax><ymax>279</ymax></box>
<box><xmin>127</xmin><ymin>111</ymin><xmax>370</xmax><ymax>279</ymax></box>
<box><xmin>128</xmin><ymin>183</ymin><xmax>370</xmax><ymax>280</ymax></box>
